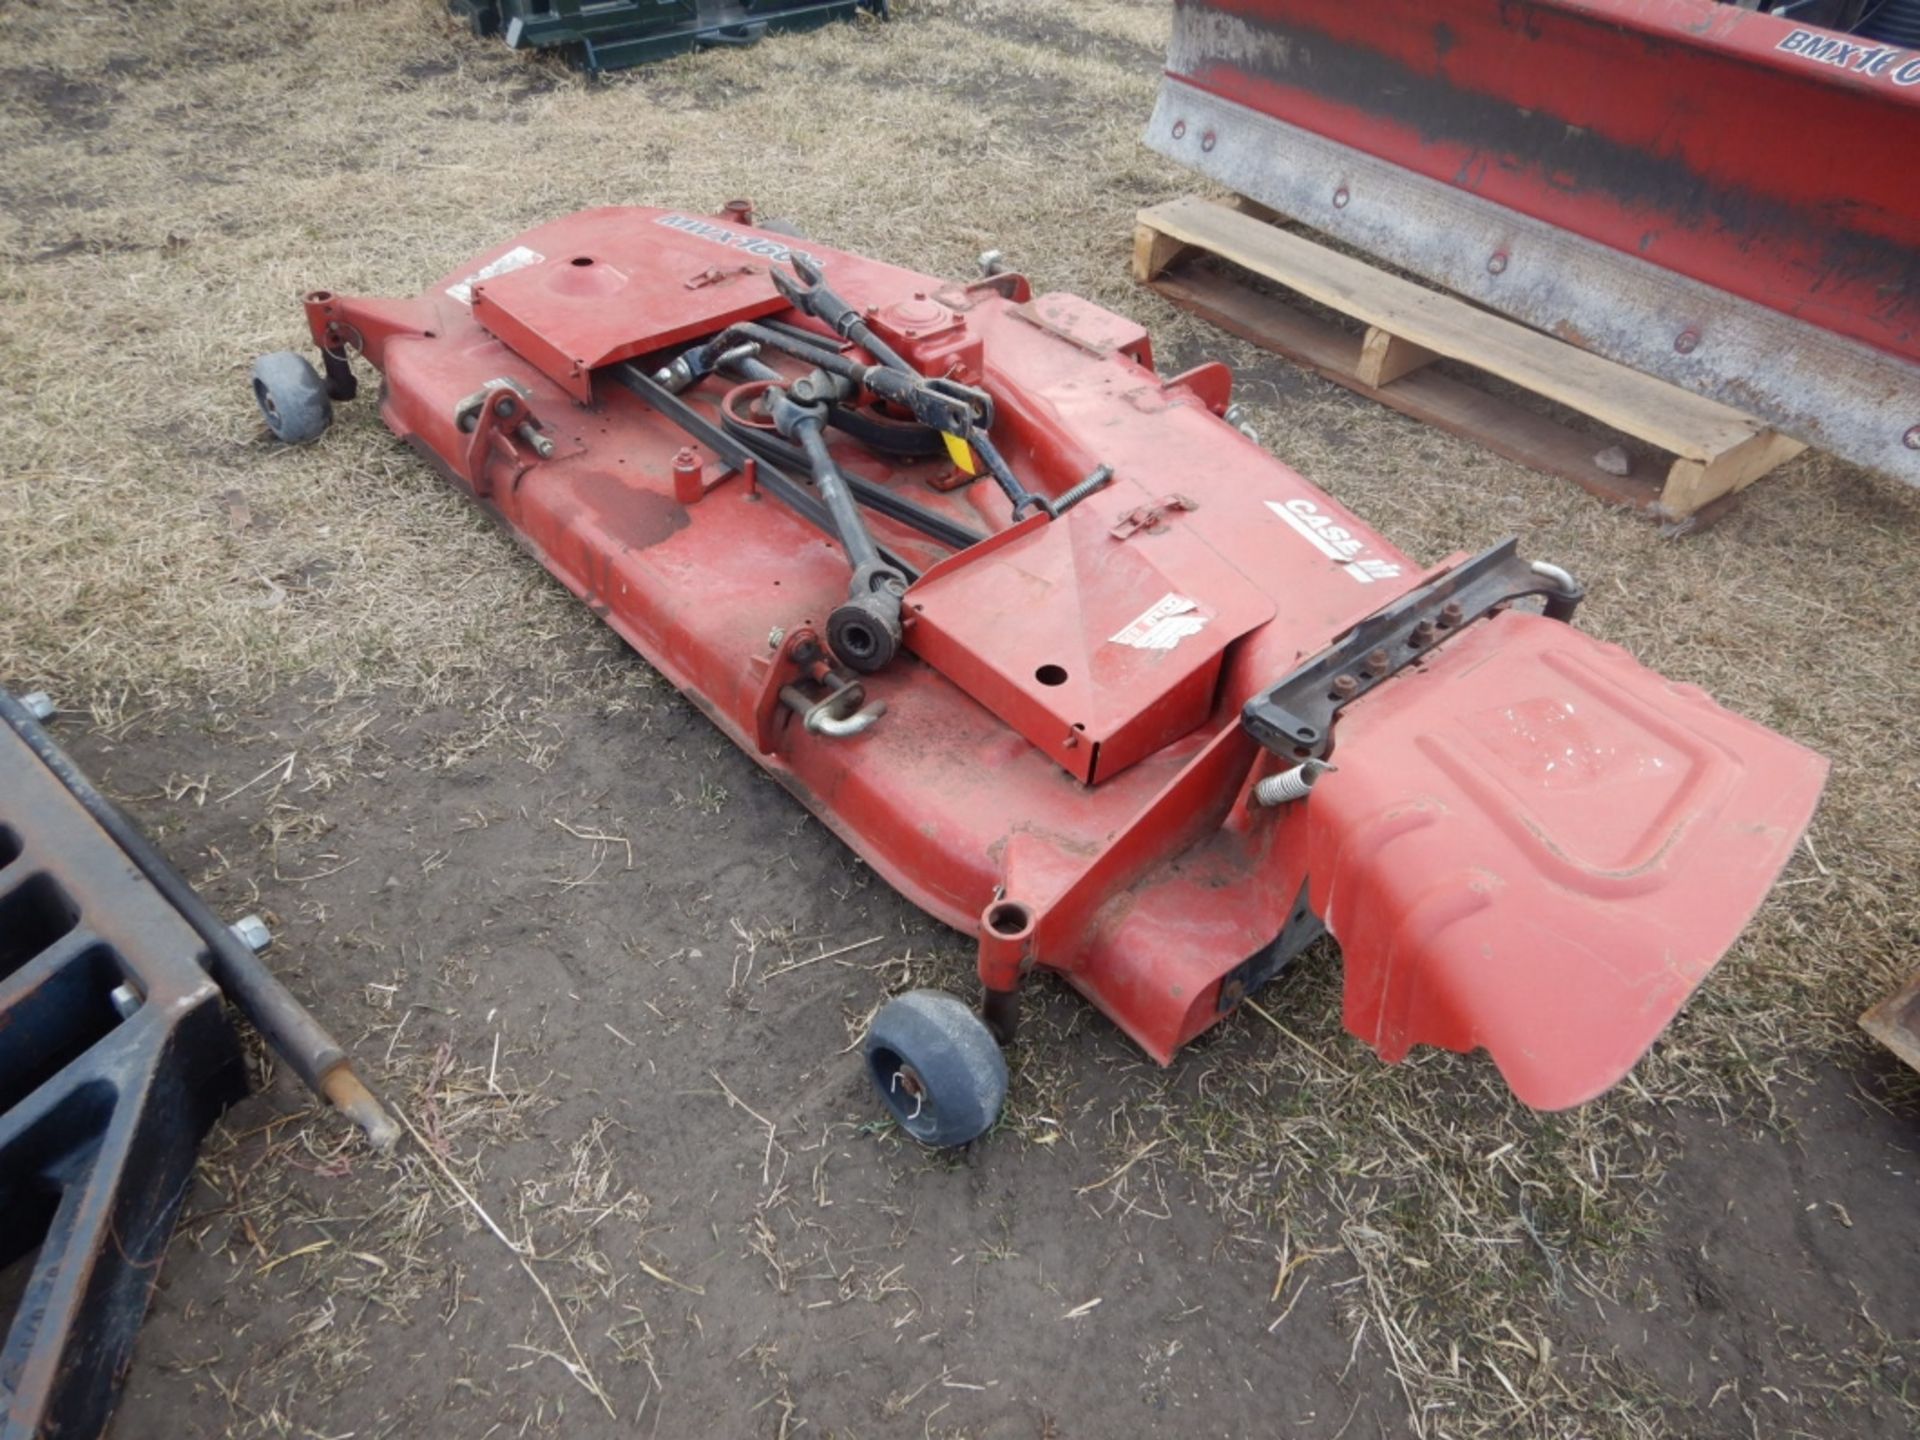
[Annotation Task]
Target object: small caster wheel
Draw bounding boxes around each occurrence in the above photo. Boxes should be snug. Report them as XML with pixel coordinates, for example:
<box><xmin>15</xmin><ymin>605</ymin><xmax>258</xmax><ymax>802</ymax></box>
<box><xmin>865</xmin><ymin>989</ymin><xmax>1007</xmax><ymax>1146</ymax></box>
<box><xmin>251</xmin><ymin>351</ymin><xmax>332</xmax><ymax>444</ymax></box>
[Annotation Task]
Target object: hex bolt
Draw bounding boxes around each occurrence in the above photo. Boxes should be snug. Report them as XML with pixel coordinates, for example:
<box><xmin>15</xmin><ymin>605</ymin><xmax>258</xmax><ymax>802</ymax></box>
<box><xmin>230</xmin><ymin>914</ymin><xmax>273</xmax><ymax>954</ymax></box>
<box><xmin>1201</xmin><ymin>128</ymin><xmax>1217</xmax><ymax>152</ymax></box>
<box><xmin>1487</xmin><ymin>251</ymin><xmax>1509</xmax><ymax>275</ymax></box>
<box><xmin>1904</xmin><ymin>425</ymin><xmax>1920</xmax><ymax>451</ymax></box>
<box><xmin>768</xmin><ymin>626</ymin><xmax>786</xmax><ymax>651</ymax></box>
<box><xmin>1364</xmin><ymin>648</ymin><xmax>1390</xmax><ymax>677</ymax></box>
<box><xmin>109</xmin><ymin>983</ymin><xmax>143</xmax><ymax>1020</ymax></box>
<box><xmin>1675</xmin><ymin>329</ymin><xmax>1700</xmax><ymax>354</ymax></box>
<box><xmin>1440</xmin><ymin>600</ymin><xmax>1465</xmax><ymax>627</ymax></box>
<box><xmin>518</xmin><ymin>424</ymin><xmax>555</xmax><ymax>459</ymax></box>
<box><xmin>1330</xmin><ymin>674</ymin><xmax>1360</xmax><ymax>700</ymax></box>
<box><xmin>494</xmin><ymin>395</ymin><xmax>518</xmax><ymax>418</ymax></box>
<box><xmin>1410</xmin><ymin>619</ymin><xmax>1437</xmax><ymax>647</ymax></box>
<box><xmin>1332</xmin><ymin>186</ymin><xmax>1350</xmax><ymax>209</ymax></box>
<box><xmin>20</xmin><ymin>691</ymin><xmax>56</xmax><ymax>722</ymax></box>
<box><xmin>672</xmin><ymin>447</ymin><xmax>705</xmax><ymax>505</ymax></box>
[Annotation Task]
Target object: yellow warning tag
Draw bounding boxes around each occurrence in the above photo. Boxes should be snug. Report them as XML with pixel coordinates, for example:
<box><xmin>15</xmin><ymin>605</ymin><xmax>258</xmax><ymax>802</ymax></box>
<box><xmin>941</xmin><ymin>432</ymin><xmax>978</xmax><ymax>475</ymax></box>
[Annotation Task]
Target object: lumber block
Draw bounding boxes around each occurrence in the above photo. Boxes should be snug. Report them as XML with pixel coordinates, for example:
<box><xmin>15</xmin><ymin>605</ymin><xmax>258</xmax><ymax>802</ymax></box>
<box><xmin>1355</xmin><ymin>327</ymin><xmax>1438</xmax><ymax>388</ymax></box>
<box><xmin>1134</xmin><ymin>196</ymin><xmax>1805</xmax><ymax>521</ymax></box>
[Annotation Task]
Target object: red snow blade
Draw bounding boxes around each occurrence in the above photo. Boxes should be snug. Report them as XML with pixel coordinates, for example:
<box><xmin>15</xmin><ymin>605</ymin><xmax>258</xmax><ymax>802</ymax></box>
<box><xmin>1147</xmin><ymin>0</ymin><xmax>1920</xmax><ymax>483</ymax></box>
<box><xmin>1307</xmin><ymin>610</ymin><xmax>1827</xmax><ymax>1108</ymax></box>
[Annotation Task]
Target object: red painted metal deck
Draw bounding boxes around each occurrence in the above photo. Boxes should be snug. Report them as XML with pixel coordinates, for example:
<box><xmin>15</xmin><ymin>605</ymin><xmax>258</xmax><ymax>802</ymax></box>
<box><xmin>297</xmin><ymin>206</ymin><xmax>1828</xmax><ymax>1104</ymax></box>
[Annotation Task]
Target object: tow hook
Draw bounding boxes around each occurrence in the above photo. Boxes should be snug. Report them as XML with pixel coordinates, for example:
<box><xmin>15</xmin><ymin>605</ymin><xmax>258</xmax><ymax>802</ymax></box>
<box><xmin>782</xmin><ymin>679</ymin><xmax>886</xmax><ymax>738</ymax></box>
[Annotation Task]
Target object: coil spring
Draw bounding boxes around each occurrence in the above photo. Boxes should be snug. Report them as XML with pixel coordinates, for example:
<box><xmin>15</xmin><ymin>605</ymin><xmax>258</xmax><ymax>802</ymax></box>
<box><xmin>1254</xmin><ymin>758</ymin><xmax>1335</xmax><ymax>807</ymax></box>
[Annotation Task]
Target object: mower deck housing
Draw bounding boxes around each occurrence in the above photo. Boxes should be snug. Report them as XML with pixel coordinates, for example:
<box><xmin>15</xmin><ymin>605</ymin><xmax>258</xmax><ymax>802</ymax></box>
<box><xmin>282</xmin><ymin>204</ymin><xmax>1827</xmax><ymax>1109</ymax></box>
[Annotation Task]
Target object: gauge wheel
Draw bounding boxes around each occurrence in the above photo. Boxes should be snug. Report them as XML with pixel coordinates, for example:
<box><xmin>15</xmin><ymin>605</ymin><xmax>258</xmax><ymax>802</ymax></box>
<box><xmin>865</xmin><ymin>989</ymin><xmax>1008</xmax><ymax>1146</ymax></box>
<box><xmin>251</xmin><ymin>351</ymin><xmax>332</xmax><ymax>444</ymax></box>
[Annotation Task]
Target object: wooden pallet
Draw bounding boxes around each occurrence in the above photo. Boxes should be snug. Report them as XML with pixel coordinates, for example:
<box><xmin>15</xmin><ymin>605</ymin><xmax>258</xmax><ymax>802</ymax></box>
<box><xmin>1862</xmin><ymin>969</ymin><xmax>1920</xmax><ymax>1075</ymax></box>
<box><xmin>1134</xmin><ymin>196</ymin><xmax>1807</xmax><ymax>523</ymax></box>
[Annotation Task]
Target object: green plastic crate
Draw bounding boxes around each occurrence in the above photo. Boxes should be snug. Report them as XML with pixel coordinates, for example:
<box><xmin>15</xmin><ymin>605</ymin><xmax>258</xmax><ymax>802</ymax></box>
<box><xmin>452</xmin><ymin>0</ymin><xmax>889</xmax><ymax>73</ymax></box>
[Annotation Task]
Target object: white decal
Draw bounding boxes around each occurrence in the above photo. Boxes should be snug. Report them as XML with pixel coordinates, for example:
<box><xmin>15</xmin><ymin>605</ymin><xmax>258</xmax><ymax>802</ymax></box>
<box><xmin>1776</xmin><ymin>28</ymin><xmax>1916</xmax><ymax>85</ymax></box>
<box><xmin>1265</xmin><ymin>499</ymin><xmax>1403</xmax><ymax>584</ymax></box>
<box><xmin>446</xmin><ymin>245</ymin><xmax>544</xmax><ymax>305</ymax></box>
<box><xmin>1111</xmin><ymin>594</ymin><xmax>1207</xmax><ymax>651</ymax></box>
<box><xmin>655</xmin><ymin>213</ymin><xmax>823</xmax><ymax>267</ymax></box>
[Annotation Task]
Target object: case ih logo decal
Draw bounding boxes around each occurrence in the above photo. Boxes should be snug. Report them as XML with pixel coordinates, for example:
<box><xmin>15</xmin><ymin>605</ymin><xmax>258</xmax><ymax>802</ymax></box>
<box><xmin>656</xmin><ymin>213</ymin><xmax>822</xmax><ymax>267</ymax></box>
<box><xmin>1266</xmin><ymin>500</ymin><xmax>1403</xmax><ymax>584</ymax></box>
<box><xmin>1776</xmin><ymin>30</ymin><xmax>1920</xmax><ymax>86</ymax></box>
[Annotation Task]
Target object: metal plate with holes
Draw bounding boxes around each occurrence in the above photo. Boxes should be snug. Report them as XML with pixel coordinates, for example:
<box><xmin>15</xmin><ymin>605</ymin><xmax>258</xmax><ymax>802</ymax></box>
<box><xmin>1242</xmin><ymin>539</ymin><xmax>1580</xmax><ymax>758</ymax></box>
<box><xmin>0</xmin><ymin>689</ymin><xmax>246</xmax><ymax>1440</ymax></box>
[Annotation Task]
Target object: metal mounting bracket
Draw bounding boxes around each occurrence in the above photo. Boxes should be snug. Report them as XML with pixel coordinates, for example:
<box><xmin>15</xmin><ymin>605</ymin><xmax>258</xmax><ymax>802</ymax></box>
<box><xmin>1242</xmin><ymin>539</ymin><xmax>1583</xmax><ymax>759</ymax></box>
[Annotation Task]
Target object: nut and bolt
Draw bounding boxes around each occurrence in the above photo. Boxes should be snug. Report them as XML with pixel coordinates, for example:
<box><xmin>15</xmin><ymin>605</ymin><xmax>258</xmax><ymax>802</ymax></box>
<box><xmin>20</xmin><ymin>691</ymin><xmax>56</xmax><ymax>722</ymax></box>
<box><xmin>1171</xmin><ymin>119</ymin><xmax>1187</xmax><ymax>139</ymax></box>
<box><xmin>1363</xmin><ymin>648</ymin><xmax>1390</xmax><ymax>677</ymax></box>
<box><xmin>1440</xmin><ymin>600</ymin><xmax>1465</xmax><ymax>627</ymax></box>
<box><xmin>1903</xmin><ymin>425</ymin><xmax>1920</xmax><ymax>451</ymax></box>
<box><xmin>1201</xmin><ymin>128</ymin><xmax>1217</xmax><ymax>152</ymax></box>
<box><xmin>768</xmin><ymin>626</ymin><xmax>786</xmax><ymax>651</ymax></box>
<box><xmin>1674</xmin><ymin>329</ymin><xmax>1700</xmax><ymax>354</ymax></box>
<box><xmin>1410</xmin><ymin>619</ymin><xmax>1437</xmax><ymax>647</ymax></box>
<box><xmin>518</xmin><ymin>424</ymin><xmax>554</xmax><ymax>459</ymax></box>
<box><xmin>109</xmin><ymin>983</ymin><xmax>143</xmax><ymax>1020</ymax></box>
<box><xmin>1332</xmin><ymin>185</ymin><xmax>1350</xmax><ymax>209</ymax></box>
<box><xmin>1487</xmin><ymin>251</ymin><xmax>1509</xmax><ymax>275</ymax></box>
<box><xmin>1330</xmin><ymin>674</ymin><xmax>1360</xmax><ymax>700</ymax></box>
<box><xmin>672</xmin><ymin>447</ymin><xmax>705</xmax><ymax>504</ymax></box>
<box><xmin>230</xmin><ymin>914</ymin><xmax>273</xmax><ymax>954</ymax></box>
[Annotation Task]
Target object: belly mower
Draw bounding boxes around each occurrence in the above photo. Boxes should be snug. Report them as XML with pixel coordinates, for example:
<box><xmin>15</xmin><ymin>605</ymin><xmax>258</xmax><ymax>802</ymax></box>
<box><xmin>253</xmin><ymin>203</ymin><xmax>1827</xmax><ymax>1144</ymax></box>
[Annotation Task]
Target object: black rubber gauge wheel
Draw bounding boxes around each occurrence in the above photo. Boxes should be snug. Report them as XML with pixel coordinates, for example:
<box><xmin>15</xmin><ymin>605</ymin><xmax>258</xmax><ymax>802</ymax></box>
<box><xmin>251</xmin><ymin>351</ymin><xmax>332</xmax><ymax>444</ymax></box>
<box><xmin>865</xmin><ymin>990</ymin><xmax>1008</xmax><ymax>1146</ymax></box>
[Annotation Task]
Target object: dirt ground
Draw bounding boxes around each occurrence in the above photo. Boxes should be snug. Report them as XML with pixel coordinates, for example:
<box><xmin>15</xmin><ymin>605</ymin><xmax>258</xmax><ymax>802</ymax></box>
<box><xmin>3</xmin><ymin>2</ymin><xmax>1917</xmax><ymax>1437</ymax></box>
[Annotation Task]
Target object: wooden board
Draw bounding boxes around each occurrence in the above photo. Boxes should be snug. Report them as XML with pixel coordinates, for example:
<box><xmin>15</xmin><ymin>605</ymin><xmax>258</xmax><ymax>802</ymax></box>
<box><xmin>1136</xmin><ymin>197</ymin><xmax>1807</xmax><ymax>518</ymax></box>
<box><xmin>1862</xmin><ymin>968</ymin><xmax>1920</xmax><ymax>1074</ymax></box>
<box><xmin>1149</xmin><ymin>266</ymin><xmax>1733</xmax><ymax>526</ymax></box>
<box><xmin>1357</xmin><ymin>327</ymin><xmax>1438</xmax><ymax>388</ymax></box>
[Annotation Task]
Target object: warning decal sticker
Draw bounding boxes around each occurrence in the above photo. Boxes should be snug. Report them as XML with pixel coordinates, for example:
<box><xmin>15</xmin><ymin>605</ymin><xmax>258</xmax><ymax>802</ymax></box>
<box><xmin>1111</xmin><ymin>594</ymin><xmax>1208</xmax><ymax>650</ymax></box>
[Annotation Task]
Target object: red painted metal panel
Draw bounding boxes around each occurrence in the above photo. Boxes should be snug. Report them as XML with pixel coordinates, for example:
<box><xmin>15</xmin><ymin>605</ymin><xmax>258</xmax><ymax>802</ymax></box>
<box><xmin>464</xmin><ymin>208</ymin><xmax>795</xmax><ymax>400</ymax></box>
<box><xmin>1168</xmin><ymin>0</ymin><xmax>1920</xmax><ymax>363</ymax></box>
<box><xmin>1308</xmin><ymin>609</ymin><xmax>1829</xmax><ymax>1107</ymax></box>
<box><xmin>907</xmin><ymin>498</ymin><xmax>1275</xmax><ymax>783</ymax></box>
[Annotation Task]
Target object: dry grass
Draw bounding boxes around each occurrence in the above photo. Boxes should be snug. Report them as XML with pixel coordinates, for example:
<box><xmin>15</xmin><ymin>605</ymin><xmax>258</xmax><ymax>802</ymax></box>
<box><xmin>3</xmin><ymin>2</ymin><xmax>1918</xmax><ymax>1437</ymax></box>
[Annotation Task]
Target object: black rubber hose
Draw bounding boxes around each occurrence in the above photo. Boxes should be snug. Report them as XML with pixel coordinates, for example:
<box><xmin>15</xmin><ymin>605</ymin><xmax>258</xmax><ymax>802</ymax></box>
<box><xmin>715</xmin><ymin>351</ymin><xmax>942</xmax><ymax>460</ymax></box>
<box><xmin>697</xmin><ymin>322</ymin><xmax>867</xmax><ymax>383</ymax></box>
<box><xmin>723</xmin><ymin>416</ymin><xmax>987</xmax><ymax>551</ymax></box>
<box><xmin>612</xmin><ymin>361</ymin><xmax>924</xmax><ymax>581</ymax></box>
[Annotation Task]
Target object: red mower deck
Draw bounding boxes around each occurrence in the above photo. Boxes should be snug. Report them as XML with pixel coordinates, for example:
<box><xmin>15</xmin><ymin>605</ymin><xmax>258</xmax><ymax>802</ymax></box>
<box><xmin>255</xmin><ymin>204</ymin><xmax>1827</xmax><ymax>1141</ymax></box>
